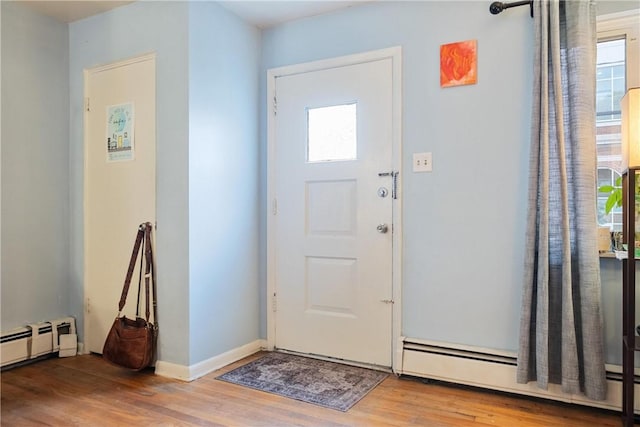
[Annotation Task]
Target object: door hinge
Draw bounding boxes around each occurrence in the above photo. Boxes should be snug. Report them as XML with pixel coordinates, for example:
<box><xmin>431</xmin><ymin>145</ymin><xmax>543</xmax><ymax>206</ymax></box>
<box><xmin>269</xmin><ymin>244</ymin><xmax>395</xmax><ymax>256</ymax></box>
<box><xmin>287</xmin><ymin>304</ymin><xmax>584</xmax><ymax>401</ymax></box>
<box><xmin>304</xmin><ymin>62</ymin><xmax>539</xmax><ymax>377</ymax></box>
<box><xmin>273</xmin><ymin>95</ymin><xmax>277</xmax><ymax>116</ymax></box>
<box><xmin>84</xmin><ymin>97</ymin><xmax>91</xmax><ymax>112</ymax></box>
<box><xmin>272</xmin><ymin>293</ymin><xmax>277</xmax><ymax>312</ymax></box>
<box><xmin>272</xmin><ymin>198</ymin><xmax>278</xmax><ymax>215</ymax></box>
<box><xmin>86</xmin><ymin>298</ymin><xmax>91</xmax><ymax>314</ymax></box>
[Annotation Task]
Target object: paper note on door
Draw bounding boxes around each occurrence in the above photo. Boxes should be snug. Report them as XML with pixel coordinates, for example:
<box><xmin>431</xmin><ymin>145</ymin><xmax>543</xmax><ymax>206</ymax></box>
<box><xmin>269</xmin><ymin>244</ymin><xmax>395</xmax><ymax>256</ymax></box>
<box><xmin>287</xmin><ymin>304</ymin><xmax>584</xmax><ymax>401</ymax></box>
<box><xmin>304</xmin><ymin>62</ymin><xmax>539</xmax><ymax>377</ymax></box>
<box><xmin>106</xmin><ymin>102</ymin><xmax>135</xmax><ymax>162</ymax></box>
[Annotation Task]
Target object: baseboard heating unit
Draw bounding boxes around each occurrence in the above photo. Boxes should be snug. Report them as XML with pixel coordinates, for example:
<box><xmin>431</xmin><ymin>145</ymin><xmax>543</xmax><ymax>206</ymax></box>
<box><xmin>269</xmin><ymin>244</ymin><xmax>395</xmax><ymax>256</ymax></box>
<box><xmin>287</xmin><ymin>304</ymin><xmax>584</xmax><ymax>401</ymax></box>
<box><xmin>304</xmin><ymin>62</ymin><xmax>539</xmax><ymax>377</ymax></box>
<box><xmin>401</xmin><ymin>337</ymin><xmax>640</xmax><ymax>412</ymax></box>
<box><xmin>1</xmin><ymin>317</ymin><xmax>77</xmax><ymax>370</ymax></box>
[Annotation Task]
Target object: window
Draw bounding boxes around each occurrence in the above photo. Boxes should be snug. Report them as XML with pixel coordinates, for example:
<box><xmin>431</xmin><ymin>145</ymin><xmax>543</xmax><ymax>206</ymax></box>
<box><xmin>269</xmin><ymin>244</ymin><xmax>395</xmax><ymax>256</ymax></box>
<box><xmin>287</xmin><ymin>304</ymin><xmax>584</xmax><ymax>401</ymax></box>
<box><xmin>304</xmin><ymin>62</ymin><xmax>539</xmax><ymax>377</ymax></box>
<box><xmin>307</xmin><ymin>103</ymin><xmax>357</xmax><ymax>163</ymax></box>
<box><xmin>596</xmin><ymin>11</ymin><xmax>639</xmax><ymax>231</ymax></box>
<box><xmin>597</xmin><ymin>167</ymin><xmax>622</xmax><ymax>228</ymax></box>
<box><xmin>596</xmin><ymin>39</ymin><xmax>625</xmax><ymax>123</ymax></box>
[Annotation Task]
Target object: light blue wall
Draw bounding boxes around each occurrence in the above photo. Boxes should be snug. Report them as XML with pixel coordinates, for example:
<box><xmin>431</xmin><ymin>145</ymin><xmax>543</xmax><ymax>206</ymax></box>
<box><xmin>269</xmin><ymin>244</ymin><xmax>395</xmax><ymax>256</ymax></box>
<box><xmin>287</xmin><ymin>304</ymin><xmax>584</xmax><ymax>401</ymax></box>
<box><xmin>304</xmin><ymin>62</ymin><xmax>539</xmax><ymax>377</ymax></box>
<box><xmin>260</xmin><ymin>0</ymin><xmax>640</xmax><ymax>365</ymax></box>
<box><xmin>4</xmin><ymin>0</ymin><xmax>638</xmax><ymax>371</ymax></box>
<box><xmin>1</xmin><ymin>2</ymin><xmax>70</xmax><ymax>330</ymax></box>
<box><xmin>68</xmin><ymin>0</ymin><xmax>261</xmax><ymax>366</ymax></box>
<box><xmin>261</xmin><ymin>0</ymin><xmax>532</xmax><ymax>352</ymax></box>
<box><xmin>69</xmin><ymin>1</ymin><xmax>191</xmax><ymax>365</ymax></box>
<box><xmin>188</xmin><ymin>2</ymin><xmax>261</xmax><ymax>364</ymax></box>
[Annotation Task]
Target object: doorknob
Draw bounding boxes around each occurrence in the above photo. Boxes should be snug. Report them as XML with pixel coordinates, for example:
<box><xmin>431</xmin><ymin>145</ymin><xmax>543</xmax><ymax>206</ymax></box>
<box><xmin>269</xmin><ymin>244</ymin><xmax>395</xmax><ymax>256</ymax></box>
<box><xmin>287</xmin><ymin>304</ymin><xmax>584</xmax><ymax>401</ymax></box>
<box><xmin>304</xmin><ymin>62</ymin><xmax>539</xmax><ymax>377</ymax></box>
<box><xmin>377</xmin><ymin>224</ymin><xmax>389</xmax><ymax>234</ymax></box>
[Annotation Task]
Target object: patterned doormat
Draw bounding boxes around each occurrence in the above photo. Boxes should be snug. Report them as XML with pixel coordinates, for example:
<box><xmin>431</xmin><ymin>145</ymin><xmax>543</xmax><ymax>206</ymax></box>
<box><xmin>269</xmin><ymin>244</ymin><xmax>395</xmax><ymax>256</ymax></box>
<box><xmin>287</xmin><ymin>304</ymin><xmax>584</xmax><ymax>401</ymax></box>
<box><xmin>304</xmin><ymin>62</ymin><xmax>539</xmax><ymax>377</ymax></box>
<box><xmin>216</xmin><ymin>352</ymin><xmax>388</xmax><ymax>412</ymax></box>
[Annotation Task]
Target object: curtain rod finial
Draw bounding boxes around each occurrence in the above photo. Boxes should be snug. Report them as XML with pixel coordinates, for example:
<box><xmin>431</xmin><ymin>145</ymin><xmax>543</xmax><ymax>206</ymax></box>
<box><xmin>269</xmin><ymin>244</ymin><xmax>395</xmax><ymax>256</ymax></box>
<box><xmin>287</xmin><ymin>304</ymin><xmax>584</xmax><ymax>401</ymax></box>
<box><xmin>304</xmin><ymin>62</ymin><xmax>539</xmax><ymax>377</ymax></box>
<box><xmin>489</xmin><ymin>1</ymin><xmax>534</xmax><ymax>17</ymax></box>
<box><xmin>490</xmin><ymin>2</ymin><xmax>505</xmax><ymax>15</ymax></box>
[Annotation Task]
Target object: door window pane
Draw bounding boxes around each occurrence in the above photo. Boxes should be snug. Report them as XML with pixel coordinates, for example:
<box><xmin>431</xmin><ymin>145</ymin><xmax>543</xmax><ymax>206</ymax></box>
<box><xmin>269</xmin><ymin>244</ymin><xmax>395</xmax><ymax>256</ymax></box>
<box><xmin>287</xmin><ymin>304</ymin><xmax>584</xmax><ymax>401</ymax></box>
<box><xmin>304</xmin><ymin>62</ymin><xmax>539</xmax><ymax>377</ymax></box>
<box><xmin>307</xmin><ymin>103</ymin><xmax>357</xmax><ymax>162</ymax></box>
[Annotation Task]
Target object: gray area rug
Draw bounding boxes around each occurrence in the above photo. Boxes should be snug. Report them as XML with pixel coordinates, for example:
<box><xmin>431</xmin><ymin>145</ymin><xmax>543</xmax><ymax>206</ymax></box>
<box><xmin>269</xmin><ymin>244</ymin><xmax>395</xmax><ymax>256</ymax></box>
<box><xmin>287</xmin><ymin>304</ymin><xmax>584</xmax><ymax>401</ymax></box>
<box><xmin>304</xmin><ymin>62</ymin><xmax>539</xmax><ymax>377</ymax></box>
<box><xmin>217</xmin><ymin>352</ymin><xmax>388</xmax><ymax>412</ymax></box>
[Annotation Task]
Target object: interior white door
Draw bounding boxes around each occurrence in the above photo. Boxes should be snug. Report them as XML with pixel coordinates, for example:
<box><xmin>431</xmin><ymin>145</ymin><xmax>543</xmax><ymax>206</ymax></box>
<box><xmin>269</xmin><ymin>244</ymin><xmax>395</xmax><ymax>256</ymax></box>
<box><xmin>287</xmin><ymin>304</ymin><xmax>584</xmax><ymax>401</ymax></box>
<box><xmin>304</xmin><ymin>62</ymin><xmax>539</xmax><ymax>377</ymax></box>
<box><xmin>274</xmin><ymin>58</ymin><xmax>394</xmax><ymax>367</ymax></box>
<box><xmin>84</xmin><ymin>55</ymin><xmax>156</xmax><ymax>354</ymax></box>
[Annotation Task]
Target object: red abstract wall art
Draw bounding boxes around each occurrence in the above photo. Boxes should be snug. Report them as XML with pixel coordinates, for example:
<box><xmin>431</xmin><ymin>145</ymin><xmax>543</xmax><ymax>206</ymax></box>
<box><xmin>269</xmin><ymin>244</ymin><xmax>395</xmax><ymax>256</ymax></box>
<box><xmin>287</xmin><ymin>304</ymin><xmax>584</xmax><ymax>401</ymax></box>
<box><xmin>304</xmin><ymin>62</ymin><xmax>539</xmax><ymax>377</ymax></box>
<box><xmin>440</xmin><ymin>40</ymin><xmax>477</xmax><ymax>88</ymax></box>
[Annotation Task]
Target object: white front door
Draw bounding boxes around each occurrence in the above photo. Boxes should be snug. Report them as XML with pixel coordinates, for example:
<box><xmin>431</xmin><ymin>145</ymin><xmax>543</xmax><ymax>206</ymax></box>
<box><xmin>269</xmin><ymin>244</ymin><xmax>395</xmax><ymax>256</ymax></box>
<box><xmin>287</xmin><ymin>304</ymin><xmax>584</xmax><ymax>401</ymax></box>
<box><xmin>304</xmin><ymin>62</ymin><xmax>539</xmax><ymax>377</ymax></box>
<box><xmin>84</xmin><ymin>55</ymin><xmax>156</xmax><ymax>354</ymax></box>
<box><xmin>269</xmin><ymin>51</ymin><xmax>399</xmax><ymax>367</ymax></box>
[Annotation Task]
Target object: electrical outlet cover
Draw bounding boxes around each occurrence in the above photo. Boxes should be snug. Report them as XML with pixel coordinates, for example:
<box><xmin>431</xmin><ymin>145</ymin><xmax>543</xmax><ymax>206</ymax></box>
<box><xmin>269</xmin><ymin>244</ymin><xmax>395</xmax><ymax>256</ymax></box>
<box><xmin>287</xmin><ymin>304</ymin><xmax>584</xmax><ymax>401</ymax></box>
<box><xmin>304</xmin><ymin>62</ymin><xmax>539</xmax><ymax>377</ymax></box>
<box><xmin>413</xmin><ymin>152</ymin><xmax>432</xmax><ymax>172</ymax></box>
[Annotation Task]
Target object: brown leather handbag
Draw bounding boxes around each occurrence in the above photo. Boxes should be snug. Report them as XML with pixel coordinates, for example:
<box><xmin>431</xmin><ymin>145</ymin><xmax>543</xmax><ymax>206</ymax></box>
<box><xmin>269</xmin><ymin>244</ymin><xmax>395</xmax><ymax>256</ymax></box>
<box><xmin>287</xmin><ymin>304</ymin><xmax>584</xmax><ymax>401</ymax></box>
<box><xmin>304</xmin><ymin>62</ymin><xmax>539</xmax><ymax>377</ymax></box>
<box><xmin>103</xmin><ymin>222</ymin><xmax>158</xmax><ymax>370</ymax></box>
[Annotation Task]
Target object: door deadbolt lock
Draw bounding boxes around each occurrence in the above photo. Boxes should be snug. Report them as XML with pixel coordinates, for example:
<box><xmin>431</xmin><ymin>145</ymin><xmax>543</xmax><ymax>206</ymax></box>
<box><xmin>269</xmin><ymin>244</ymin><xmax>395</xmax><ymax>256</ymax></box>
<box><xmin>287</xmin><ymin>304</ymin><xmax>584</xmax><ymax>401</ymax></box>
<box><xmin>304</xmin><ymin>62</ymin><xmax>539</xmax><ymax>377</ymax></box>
<box><xmin>378</xmin><ymin>171</ymin><xmax>399</xmax><ymax>200</ymax></box>
<box><xmin>377</xmin><ymin>187</ymin><xmax>388</xmax><ymax>198</ymax></box>
<box><xmin>377</xmin><ymin>224</ymin><xmax>389</xmax><ymax>234</ymax></box>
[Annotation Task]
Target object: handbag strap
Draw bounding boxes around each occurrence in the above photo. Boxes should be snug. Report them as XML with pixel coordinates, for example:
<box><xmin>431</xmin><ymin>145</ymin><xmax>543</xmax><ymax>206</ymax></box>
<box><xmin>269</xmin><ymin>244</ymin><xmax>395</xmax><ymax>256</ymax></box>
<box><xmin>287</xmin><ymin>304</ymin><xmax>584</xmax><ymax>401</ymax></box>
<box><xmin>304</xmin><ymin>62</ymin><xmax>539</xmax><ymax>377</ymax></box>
<box><xmin>143</xmin><ymin>223</ymin><xmax>152</xmax><ymax>322</ymax></box>
<box><xmin>147</xmin><ymin>224</ymin><xmax>158</xmax><ymax>329</ymax></box>
<box><xmin>117</xmin><ymin>224</ymin><xmax>146</xmax><ymax>313</ymax></box>
<box><xmin>135</xmin><ymin>228</ymin><xmax>145</xmax><ymax>318</ymax></box>
<box><xmin>140</xmin><ymin>222</ymin><xmax>157</xmax><ymax>326</ymax></box>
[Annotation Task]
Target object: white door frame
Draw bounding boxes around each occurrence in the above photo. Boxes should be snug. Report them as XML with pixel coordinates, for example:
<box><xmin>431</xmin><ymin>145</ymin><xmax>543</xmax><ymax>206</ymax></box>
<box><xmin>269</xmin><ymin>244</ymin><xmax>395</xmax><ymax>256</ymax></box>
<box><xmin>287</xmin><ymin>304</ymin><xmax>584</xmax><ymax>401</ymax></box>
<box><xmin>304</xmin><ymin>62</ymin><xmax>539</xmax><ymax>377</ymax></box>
<box><xmin>82</xmin><ymin>53</ymin><xmax>156</xmax><ymax>354</ymax></box>
<box><xmin>266</xmin><ymin>47</ymin><xmax>403</xmax><ymax>372</ymax></box>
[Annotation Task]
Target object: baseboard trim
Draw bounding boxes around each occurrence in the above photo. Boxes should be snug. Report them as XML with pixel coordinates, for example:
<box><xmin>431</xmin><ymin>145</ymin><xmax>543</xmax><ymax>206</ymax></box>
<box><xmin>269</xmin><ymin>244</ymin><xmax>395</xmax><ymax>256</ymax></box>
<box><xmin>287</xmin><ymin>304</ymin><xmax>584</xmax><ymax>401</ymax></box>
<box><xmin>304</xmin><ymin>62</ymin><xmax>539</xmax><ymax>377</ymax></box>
<box><xmin>155</xmin><ymin>339</ymin><xmax>266</xmax><ymax>381</ymax></box>
<box><xmin>401</xmin><ymin>339</ymin><xmax>639</xmax><ymax>411</ymax></box>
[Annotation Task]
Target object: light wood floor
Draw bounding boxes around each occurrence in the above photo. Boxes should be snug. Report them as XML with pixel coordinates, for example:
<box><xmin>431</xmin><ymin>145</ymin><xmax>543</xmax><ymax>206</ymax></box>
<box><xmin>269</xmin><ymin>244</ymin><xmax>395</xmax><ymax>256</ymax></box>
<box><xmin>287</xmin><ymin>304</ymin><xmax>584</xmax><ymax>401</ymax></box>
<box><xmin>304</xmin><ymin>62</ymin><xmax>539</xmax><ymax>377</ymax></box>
<box><xmin>1</xmin><ymin>352</ymin><xmax>622</xmax><ymax>426</ymax></box>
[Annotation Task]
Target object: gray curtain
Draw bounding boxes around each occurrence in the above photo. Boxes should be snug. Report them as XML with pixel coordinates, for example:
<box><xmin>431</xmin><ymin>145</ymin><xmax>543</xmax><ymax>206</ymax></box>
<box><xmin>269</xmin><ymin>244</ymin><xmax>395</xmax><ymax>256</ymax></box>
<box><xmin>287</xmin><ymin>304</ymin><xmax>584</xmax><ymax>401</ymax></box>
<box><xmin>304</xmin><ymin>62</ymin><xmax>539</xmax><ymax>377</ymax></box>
<box><xmin>516</xmin><ymin>0</ymin><xmax>606</xmax><ymax>400</ymax></box>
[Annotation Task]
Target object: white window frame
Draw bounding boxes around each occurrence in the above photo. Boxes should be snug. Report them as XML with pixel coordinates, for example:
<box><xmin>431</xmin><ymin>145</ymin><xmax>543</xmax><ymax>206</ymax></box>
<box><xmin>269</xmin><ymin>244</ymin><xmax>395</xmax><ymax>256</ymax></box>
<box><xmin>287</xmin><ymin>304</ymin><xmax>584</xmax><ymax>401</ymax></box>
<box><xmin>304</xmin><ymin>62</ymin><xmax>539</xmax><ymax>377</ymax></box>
<box><xmin>597</xmin><ymin>11</ymin><xmax>639</xmax><ymax>90</ymax></box>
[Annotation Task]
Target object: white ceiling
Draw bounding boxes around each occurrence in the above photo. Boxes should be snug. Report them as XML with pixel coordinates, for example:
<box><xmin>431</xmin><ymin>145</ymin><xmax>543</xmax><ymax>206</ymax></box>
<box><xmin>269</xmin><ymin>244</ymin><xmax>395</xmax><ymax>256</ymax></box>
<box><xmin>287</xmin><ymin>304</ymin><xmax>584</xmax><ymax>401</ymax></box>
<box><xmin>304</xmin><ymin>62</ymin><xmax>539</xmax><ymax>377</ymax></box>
<box><xmin>19</xmin><ymin>1</ymin><xmax>134</xmax><ymax>23</ymax></box>
<box><xmin>219</xmin><ymin>1</ymin><xmax>369</xmax><ymax>29</ymax></box>
<box><xmin>18</xmin><ymin>0</ymin><xmax>369</xmax><ymax>28</ymax></box>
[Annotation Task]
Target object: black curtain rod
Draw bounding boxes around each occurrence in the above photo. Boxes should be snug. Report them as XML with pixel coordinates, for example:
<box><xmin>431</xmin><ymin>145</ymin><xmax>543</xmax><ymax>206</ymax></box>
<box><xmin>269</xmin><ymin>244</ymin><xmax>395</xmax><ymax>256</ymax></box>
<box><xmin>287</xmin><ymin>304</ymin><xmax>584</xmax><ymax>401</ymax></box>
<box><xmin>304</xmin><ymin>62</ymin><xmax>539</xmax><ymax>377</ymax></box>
<box><xmin>489</xmin><ymin>1</ymin><xmax>534</xmax><ymax>18</ymax></box>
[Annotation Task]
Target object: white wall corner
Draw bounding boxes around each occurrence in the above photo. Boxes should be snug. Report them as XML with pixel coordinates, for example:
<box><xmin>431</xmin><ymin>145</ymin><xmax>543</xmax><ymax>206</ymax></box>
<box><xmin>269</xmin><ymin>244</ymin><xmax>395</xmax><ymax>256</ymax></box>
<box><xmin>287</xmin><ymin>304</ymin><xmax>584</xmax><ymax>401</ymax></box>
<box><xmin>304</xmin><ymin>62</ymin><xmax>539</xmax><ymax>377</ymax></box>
<box><xmin>155</xmin><ymin>339</ymin><xmax>267</xmax><ymax>382</ymax></box>
<box><xmin>393</xmin><ymin>336</ymin><xmax>405</xmax><ymax>373</ymax></box>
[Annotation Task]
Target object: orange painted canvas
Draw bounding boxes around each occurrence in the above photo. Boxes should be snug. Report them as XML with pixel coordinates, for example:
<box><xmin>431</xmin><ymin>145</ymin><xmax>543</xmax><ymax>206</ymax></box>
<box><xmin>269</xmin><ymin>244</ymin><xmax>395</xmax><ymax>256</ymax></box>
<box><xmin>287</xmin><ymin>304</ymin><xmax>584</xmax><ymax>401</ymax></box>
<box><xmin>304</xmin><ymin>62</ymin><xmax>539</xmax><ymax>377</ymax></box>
<box><xmin>440</xmin><ymin>40</ymin><xmax>477</xmax><ymax>88</ymax></box>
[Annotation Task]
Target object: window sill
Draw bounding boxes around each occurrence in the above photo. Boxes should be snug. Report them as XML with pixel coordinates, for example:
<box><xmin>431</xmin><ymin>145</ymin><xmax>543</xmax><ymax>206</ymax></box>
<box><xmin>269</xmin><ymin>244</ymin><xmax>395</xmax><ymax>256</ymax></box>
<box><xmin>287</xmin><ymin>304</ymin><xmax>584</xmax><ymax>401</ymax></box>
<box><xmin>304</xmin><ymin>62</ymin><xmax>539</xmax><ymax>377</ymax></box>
<box><xmin>600</xmin><ymin>251</ymin><xmax>617</xmax><ymax>259</ymax></box>
<box><xmin>600</xmin><ymin>251</ymin><xmax>640</xmax><ymax>260</ymax></box>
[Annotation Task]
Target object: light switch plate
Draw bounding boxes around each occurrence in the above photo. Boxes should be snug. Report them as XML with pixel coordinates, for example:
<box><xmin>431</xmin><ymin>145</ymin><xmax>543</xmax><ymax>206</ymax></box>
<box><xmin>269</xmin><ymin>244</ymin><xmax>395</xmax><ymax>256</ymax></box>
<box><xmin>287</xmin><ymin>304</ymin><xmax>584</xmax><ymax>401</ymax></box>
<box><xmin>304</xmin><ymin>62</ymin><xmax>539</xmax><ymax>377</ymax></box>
<box><xmin>413</xmin><ymin>152</ymin><xmax>432</xmax><ymax>172</ymax></box>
